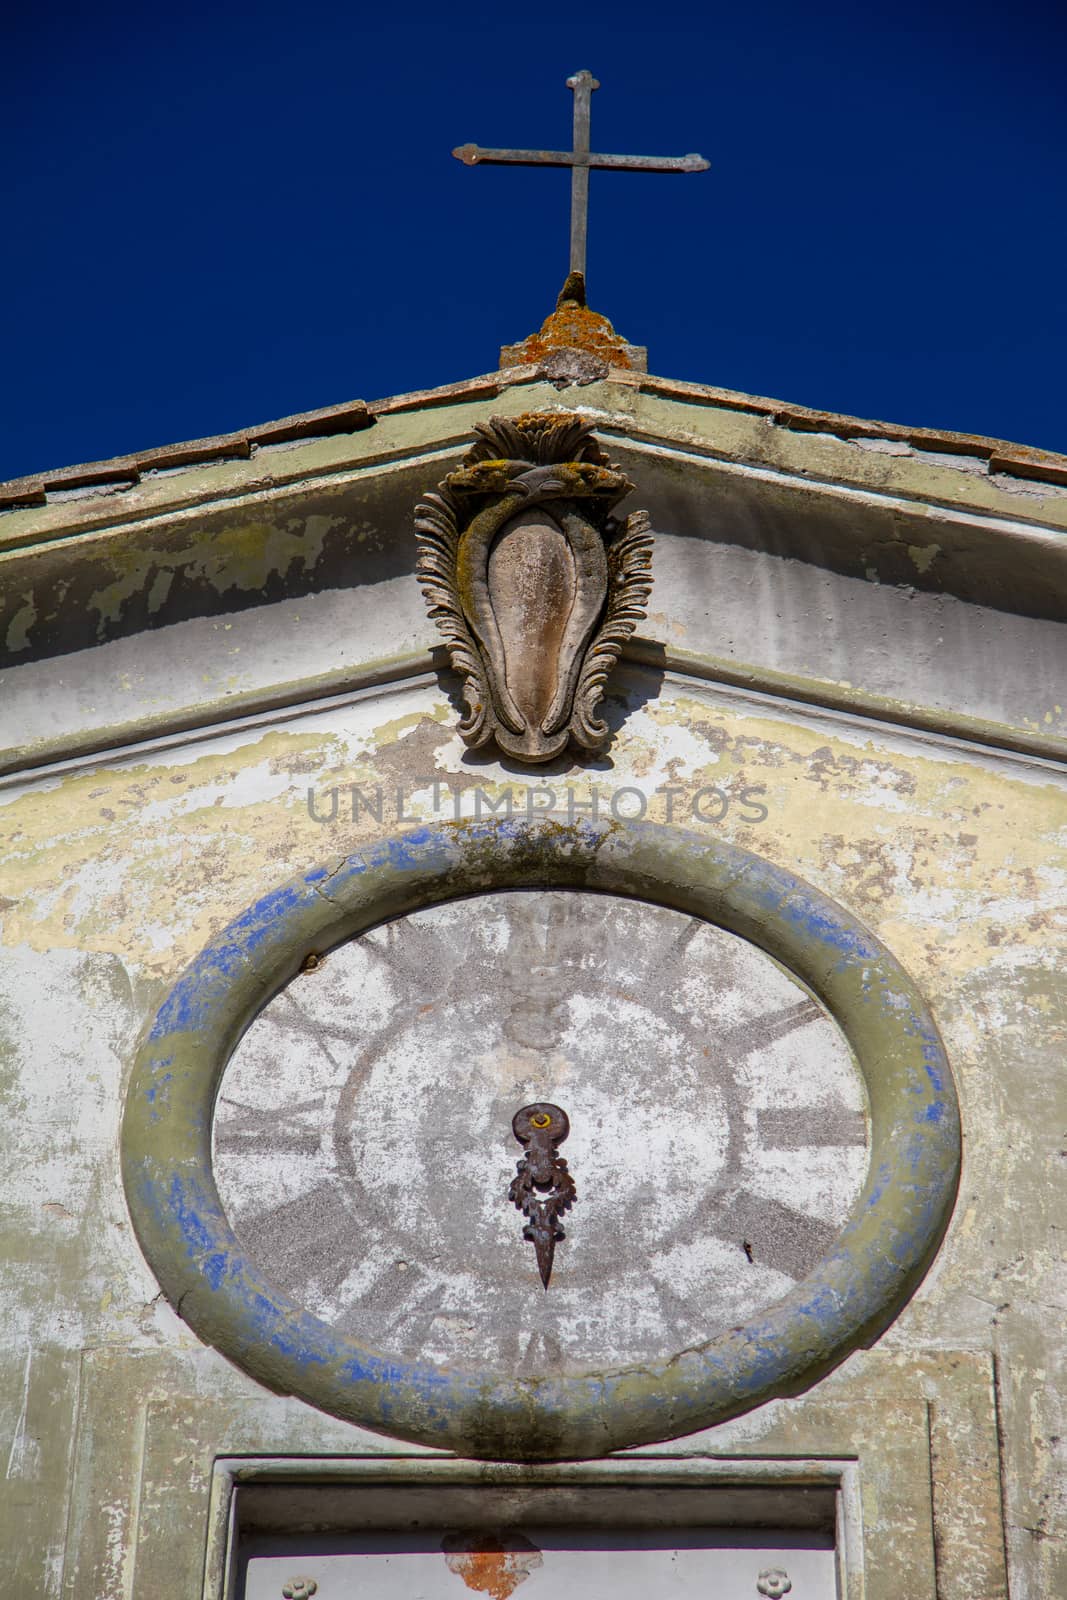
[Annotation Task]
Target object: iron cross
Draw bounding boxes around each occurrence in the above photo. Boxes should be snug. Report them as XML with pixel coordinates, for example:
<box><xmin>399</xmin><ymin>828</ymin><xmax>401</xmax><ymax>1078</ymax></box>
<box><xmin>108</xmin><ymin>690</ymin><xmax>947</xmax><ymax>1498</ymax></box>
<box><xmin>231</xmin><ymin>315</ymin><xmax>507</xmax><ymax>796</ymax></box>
<box><xmin>454</xmin><ymin>70</ymin><xmax>709</xmax><ymax>281</ymax></box>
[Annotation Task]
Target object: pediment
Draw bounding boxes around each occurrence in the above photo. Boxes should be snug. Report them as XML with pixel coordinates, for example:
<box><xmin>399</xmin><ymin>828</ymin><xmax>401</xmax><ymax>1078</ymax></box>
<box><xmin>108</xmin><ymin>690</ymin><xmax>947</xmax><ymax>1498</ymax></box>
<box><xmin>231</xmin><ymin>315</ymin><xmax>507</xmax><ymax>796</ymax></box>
<box><xmin>2</xmin><ymin>368</ymin><xmax>1065</xmax><ymax>775</ymax></box>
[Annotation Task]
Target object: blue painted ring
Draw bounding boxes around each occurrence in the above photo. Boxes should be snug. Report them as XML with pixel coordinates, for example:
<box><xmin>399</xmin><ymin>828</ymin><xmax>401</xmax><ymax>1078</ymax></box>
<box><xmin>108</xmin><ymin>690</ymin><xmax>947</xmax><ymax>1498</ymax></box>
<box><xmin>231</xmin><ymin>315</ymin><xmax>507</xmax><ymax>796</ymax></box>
<box><xmin>122</xmin><ymin>817</ymin><xmax>960</xmax><ymax>1460</ymax></box>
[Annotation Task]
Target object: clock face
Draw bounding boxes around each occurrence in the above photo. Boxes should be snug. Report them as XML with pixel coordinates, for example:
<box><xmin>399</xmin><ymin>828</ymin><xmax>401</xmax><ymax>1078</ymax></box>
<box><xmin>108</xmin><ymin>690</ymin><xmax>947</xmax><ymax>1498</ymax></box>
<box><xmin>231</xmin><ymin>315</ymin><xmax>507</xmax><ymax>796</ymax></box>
<box><xmin>213</xmin><ymin>890</ymin><xmax>870</xmax><ymax>1375</ymax></box>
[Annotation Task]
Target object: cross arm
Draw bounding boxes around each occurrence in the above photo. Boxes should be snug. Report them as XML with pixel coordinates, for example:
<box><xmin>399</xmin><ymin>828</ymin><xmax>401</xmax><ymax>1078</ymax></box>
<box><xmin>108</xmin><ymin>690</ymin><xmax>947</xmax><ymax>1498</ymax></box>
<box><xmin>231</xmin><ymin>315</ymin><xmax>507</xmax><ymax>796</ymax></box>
<box><xmin>453</xmin><ymin>144</ymin><xmax>709</xmax><ymax>173</ymax></box>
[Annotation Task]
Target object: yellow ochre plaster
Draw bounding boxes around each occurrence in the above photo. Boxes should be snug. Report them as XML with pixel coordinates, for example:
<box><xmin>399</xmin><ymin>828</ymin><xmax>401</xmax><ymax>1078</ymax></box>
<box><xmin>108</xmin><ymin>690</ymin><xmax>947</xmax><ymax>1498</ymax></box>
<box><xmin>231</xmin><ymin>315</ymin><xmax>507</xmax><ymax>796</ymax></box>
<box><xmin>1</xmin><ymin>689</ymin><xmax>1061</xmax><ymax>996</ymax></box>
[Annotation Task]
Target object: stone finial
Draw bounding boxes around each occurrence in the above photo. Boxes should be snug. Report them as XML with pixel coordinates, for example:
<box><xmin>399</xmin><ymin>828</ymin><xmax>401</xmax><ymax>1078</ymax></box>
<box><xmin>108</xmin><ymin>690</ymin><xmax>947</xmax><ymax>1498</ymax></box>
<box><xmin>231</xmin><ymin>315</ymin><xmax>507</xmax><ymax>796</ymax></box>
<box><xmin>500</xmin><ymin>273</ymin><xmax>648</xmax><ymax>380</ymax></box>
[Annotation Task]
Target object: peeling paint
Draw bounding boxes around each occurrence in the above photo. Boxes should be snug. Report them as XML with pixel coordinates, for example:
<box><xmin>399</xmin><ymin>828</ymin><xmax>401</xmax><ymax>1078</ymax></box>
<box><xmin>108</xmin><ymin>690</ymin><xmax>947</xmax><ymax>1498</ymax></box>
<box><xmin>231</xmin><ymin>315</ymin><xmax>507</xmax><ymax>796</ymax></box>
<box><xmin>4</xmin><ymin>593</ymin><xmax>36</xmax><ymax>653</ymax></box>
<box><xmin>84</xmin><ymin>512</ymin><xmax>343</xmax><ymax>639</ymax></box>
<box><xmin>907</xmin><ymin>543</ymin><xmax>941</xmax><ymax>574</ymax></box>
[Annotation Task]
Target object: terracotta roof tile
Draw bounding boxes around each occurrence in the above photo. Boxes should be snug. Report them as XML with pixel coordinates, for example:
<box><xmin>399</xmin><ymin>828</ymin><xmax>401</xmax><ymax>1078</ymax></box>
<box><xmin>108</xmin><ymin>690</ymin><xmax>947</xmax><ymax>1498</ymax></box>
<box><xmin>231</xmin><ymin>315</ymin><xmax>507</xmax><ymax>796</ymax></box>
<box><xmin>1</xmin><ymin>368</ymin><xmax>1065</xmax><ymax>507</ymax></box>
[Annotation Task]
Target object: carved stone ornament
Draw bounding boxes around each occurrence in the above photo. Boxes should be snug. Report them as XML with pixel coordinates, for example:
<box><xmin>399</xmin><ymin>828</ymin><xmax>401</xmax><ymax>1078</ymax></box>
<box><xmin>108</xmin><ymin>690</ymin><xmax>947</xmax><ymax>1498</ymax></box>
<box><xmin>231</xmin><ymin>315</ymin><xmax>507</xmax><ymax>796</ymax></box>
<box><xmin>415</xmin><ymin>412</ymin><xmax>653</xmax><ymax>762</ymax></box>
<box><xmin>756</xmin><ymin>1570</ymin><xmax>793</xmax><ymax>1597</ymax></box>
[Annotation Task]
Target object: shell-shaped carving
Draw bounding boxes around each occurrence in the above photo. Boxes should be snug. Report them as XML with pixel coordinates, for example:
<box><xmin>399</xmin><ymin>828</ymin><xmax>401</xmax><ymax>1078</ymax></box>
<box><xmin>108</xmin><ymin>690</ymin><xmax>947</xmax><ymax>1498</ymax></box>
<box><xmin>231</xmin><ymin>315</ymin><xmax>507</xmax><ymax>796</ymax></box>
<box><xmin>414</xmin><ymin>413</ymin><xmax>653</xmax><ymax>763</ymax></box>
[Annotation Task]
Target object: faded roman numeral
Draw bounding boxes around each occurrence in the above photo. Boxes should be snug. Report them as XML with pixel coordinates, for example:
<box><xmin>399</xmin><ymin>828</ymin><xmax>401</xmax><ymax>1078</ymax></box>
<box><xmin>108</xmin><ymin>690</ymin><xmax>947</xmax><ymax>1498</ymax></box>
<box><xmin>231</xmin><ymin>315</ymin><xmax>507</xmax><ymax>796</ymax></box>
<box><xmin>709</xmin><ymin>1191</ymin><xmax>838</xmax><ymax>1281</ymax></box>
<box><xmin>758</xmin><ymin>1106</ymin><xmax>867</xmax><ymax>1149</ymax></box>
<box><xmin>215</xmin><ymin>1095</ymin><xmax>324</xmax><ymax>1154</ymax></box>
<box><xmin>717</xmin><ymin>997</ymin><xmax>824</xmax><ymax>1057</ymax></box>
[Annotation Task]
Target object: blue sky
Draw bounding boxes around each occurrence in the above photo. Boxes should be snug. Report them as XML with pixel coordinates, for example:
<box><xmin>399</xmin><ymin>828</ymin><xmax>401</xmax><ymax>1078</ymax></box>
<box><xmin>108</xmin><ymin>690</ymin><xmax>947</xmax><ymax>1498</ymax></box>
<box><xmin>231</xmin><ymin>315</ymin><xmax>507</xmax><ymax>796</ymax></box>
<box><xmin>2</xmin><ymin>0</ymin><xmax>1065</xmax><ymax>480</ymax></box>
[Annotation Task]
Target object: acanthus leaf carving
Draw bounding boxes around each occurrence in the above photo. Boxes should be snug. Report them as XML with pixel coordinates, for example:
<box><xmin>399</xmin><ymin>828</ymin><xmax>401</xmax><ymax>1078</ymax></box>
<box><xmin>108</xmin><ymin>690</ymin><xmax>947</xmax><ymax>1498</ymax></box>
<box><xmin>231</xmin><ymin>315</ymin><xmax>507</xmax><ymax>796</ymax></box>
<box><xmin>414</xmin><ymin>412</ymin><xmax>653</xmax><ymax>763</ymax></box>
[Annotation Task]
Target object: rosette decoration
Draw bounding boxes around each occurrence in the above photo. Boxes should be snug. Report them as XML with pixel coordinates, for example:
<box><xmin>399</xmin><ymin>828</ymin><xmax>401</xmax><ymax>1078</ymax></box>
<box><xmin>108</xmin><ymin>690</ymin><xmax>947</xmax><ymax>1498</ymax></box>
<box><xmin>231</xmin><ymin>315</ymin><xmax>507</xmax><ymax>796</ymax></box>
<box><xmin>415</xmin><ymin>413</ymin><xmax>654</xmax><ymax>763</ymax></box>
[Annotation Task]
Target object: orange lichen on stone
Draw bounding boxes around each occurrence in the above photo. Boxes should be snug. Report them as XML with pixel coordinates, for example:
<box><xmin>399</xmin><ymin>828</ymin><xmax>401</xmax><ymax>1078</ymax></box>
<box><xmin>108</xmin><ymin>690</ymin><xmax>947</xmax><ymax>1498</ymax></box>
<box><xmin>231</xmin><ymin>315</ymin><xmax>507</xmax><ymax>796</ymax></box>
<box><xmin>513</xmin><ymin>301</ymin><xmax>634</xmax><ymax>364</ymax></box>
<box><xmin>441</xmin><ymin>1533</ymin><xmax>544</xmax><ymax>1597</ymax></box>
<box><xmin>500</xmin><ymin>272</ymin><xmax>646</xmax><ymax>372</ymax></box>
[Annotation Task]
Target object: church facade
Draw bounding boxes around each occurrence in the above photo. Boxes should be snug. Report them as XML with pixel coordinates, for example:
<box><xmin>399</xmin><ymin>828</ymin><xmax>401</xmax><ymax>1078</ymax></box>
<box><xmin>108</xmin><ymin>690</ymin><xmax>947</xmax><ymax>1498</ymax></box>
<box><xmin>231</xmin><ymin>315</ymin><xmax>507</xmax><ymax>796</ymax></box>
<box><xmin>1</xmin><ymin>300</ymin><xmax>1064</xmax><ymax>1598</ymax></box>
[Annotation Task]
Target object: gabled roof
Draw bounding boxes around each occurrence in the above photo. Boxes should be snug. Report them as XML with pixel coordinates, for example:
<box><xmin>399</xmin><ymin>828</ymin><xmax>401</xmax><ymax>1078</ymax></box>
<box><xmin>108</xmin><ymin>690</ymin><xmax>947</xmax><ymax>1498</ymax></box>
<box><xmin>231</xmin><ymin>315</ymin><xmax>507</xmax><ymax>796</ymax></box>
<box><xmin>2</xmin><ymin>315</ymin><xmax>1065</xmax><ymax>780</ymax></box>
<box><xmin>3</xmin><ymin>358</ymin><xmax>1066</xmax><ymax>519</ymax></box>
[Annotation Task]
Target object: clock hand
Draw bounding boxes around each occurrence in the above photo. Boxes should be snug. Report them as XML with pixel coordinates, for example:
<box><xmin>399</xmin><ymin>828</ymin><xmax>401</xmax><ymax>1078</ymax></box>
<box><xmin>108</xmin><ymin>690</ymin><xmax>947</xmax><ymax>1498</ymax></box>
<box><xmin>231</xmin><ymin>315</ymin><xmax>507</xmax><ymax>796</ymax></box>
<box><xmin>508</xmin><ymin>1102</ymin><xmax>576</xmax><ymax>1290</ymax></box>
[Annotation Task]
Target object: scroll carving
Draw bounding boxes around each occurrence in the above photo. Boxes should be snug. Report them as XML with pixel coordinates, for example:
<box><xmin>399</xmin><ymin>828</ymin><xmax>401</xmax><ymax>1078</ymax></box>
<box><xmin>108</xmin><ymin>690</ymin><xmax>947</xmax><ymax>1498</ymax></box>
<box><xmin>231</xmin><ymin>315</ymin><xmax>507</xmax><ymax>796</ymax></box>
<box><xmin>415</xmin><ymin>413</ymin><xmax>653</xmax><ymax>762</ymax></box>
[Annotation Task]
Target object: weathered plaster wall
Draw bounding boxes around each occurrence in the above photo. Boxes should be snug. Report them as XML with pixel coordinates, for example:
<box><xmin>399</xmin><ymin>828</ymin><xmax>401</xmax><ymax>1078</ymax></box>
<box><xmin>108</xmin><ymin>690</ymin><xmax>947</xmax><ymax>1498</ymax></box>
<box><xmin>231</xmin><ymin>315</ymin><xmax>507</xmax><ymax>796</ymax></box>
<box><xmin>2</xmin><ymin>670</ymin><xmax>1064</xmax><ymax>1596</ymax></box>
<box><xmin>3</xmin><ymin>381</ymin><xmax>1065</xmax><ymax>774</ymax></box>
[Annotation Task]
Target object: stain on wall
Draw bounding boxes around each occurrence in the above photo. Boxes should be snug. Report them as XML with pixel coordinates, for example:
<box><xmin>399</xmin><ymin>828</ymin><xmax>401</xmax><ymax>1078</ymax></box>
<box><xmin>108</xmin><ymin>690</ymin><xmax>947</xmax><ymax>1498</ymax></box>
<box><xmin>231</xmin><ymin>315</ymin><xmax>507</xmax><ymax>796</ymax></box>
<box><xmin>442</xmin><ymin>1532</ymin><xmax>543</xmax><ymax>1598</ymax></box>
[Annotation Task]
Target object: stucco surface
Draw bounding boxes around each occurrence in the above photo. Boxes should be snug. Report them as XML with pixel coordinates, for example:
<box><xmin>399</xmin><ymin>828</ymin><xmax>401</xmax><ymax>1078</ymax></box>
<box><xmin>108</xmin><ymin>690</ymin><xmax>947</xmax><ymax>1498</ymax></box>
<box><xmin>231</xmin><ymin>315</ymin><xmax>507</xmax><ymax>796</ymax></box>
<box><xmin>1</xmin><ymin>667</ymin><xmax>1064</xmax><ymax>1592</ymax></box>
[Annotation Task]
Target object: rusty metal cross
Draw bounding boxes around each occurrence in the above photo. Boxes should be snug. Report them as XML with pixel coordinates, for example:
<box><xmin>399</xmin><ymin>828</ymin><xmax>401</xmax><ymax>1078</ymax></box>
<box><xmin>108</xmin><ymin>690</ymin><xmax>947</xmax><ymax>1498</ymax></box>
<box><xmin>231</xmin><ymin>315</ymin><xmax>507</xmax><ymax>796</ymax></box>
<box><xmin>454</xmin><ymin>70</ymin><xmax>709</xmax><ymax>281</ymax></box>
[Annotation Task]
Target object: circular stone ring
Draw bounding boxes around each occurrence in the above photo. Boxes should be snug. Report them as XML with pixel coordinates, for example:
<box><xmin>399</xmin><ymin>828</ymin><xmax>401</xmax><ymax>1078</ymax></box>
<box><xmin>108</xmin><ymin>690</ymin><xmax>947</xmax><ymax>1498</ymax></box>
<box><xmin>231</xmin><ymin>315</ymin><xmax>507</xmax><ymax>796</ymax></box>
<box><xmin>122</xmin><ymin>817</ymin><xmax>960</xmax><ymax>1460</ymax></box>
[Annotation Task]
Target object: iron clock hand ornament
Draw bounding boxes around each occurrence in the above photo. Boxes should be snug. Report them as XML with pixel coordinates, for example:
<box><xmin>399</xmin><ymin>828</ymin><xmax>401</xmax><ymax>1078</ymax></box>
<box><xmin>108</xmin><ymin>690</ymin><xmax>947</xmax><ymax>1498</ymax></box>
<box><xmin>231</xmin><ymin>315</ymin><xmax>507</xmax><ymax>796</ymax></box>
<box><xmin>509</xmin><ymin>1102</ymin><xmax>576</xmax><ymax>1288</ymax></box>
